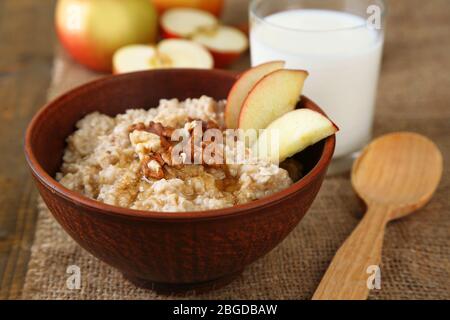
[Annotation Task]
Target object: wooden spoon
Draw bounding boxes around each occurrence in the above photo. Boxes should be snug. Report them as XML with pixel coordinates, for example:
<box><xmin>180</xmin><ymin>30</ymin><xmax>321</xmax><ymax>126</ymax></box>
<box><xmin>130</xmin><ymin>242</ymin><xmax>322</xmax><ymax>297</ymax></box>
<box><xmin>312</xmin><ymin>132</ymin><xmax>443</xmax><ymax>300</ymax></box>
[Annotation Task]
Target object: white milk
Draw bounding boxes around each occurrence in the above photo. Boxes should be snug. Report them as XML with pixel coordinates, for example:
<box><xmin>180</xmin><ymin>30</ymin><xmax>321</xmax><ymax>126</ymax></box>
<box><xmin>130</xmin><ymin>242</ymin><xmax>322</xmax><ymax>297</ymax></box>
<box><xmin>250</xmin><ymin>9</ymin><xmax>383</xmax><ymax>158</ymax></box>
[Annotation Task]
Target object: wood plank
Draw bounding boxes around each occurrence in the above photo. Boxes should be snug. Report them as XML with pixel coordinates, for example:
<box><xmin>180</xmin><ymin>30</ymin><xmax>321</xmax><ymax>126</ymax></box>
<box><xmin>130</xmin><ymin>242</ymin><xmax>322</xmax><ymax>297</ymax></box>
<box><xmin>0</xmin><ymin>0</ymin><xmax>55</xmax><ymax>299</ymax></box>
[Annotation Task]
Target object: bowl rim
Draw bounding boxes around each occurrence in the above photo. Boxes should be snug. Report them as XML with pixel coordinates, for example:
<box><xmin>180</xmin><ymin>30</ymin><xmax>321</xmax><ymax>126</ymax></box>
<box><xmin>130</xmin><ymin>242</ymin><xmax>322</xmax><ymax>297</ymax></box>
<box><xmin>24</xmin><ymin>69</ymin><xmax>335</xmax><ymax>222</ymax></box>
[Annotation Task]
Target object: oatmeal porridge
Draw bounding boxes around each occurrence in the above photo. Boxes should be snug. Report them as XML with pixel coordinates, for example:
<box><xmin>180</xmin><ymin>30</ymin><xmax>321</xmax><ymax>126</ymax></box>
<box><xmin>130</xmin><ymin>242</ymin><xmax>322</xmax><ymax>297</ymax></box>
<box><xmin>57</xmin><ymin>96</ymin><xmax>293</xmax><ymax>212</ymax></box>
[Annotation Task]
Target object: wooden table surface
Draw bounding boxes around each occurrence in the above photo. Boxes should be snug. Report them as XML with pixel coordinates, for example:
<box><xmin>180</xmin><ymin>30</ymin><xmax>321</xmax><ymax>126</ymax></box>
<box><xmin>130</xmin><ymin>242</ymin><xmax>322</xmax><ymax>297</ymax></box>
<box><xmin>0</xmin><ymin>0</ymin><xmax>55</xmax><ymax>299</ymax></box>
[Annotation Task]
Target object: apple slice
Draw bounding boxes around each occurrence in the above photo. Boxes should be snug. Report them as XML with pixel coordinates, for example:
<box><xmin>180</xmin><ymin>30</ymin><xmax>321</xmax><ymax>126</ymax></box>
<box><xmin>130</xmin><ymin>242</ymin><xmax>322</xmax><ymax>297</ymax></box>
<box><xmin>238</xmin><ymin>69</ymin><xmax>309</xmax><ymax>130</ymax></box>
<box><xmin>252</xmin><ymin>109</ymin><xmax>338</xmax><ymax>163</ymax></box>
<box><xmin>160</xmin><ymin>8</ymin><xmax>218</xmax><ymax>39</ymax></box>
<box><xmin>225</xmin><ymin>61</ymin><xmax>285</xmax><ymax>129</ymax></box>
<box><xmin>113</xmin><ymin>40</ymin><xmax>213</xmax><ymax>74</ymax></box>
<box><xmin>191</xmin><ymin>25</ymin><xmax>249</xmax><ymax>68</ymax></box>
<box><xmin>113</xmin><ymin>45</ymin><xmax>156</xmax><ymax>74</ymax></box>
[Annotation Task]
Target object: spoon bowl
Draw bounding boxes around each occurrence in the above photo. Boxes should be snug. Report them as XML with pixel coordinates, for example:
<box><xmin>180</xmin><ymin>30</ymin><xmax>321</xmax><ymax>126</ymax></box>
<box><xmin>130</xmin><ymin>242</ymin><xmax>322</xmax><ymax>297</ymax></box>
<box><xmin>352</xmin><ymin>132</ymin><xmax>443</xmax><ymax>219</ymax></box>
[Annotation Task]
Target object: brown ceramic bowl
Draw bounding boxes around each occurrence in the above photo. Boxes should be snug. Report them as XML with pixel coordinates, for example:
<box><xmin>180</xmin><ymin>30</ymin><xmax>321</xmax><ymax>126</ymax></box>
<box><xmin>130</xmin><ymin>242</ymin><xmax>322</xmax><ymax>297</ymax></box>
<box><xmin>24</xmin><ymin>69</ymin><xmax>335</xmax><ymax>293</ymax></box>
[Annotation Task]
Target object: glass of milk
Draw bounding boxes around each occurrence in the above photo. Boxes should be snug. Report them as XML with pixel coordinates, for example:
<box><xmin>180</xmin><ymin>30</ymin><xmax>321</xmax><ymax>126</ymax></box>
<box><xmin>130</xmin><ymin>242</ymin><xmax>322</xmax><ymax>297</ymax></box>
<box><xmin>250</xmin><ymin>0</ymin><xmax>386</xmax><ymax>174</ymax></box>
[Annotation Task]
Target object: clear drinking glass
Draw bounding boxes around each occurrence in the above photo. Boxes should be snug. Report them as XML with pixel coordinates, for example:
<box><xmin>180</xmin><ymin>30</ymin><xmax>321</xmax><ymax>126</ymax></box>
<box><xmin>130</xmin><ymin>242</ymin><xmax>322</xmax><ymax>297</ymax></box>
<box><xmin>250</xmin><ymin>0</ymin><xmax>386</xmax><ymax>174</ymax></box>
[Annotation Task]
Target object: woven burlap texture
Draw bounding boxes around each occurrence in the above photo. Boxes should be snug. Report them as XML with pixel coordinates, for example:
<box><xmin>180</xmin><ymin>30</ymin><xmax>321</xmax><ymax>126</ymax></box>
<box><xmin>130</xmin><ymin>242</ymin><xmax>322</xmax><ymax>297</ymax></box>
<box><xmin>21</xmin><ymin>0</ymin><xmax>450</xmax><ymax>299</ymax></box>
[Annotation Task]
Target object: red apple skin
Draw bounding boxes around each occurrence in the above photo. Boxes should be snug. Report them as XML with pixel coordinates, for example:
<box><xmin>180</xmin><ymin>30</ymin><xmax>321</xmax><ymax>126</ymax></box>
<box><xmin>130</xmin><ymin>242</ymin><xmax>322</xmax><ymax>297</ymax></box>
<box><xmin>56</xmin><ymin>26</ymin><xmax>108</xmax><ymax>72</ymax></box>
<box><xmin>159</xmin><ymin>27</ymin><xmax>183</xmax><ymax>40</ymax></box>
<box><xmin>152</xmin><ymin>0</ymin><xmax>224</xmax><ymax>17</ymax></box>
<box><xmin>225</xmin><ymin>61</ymin><xmax>285</xmax><ymax>129</ymax></box>
<box><xmin>236</xmin><ymin>22</ymin><xmax>249</xmax><ymax>36</ymax></box>
<box><xmin>238</xmin><ymin>69</ymin><xmax>309</xmax><ymax>130</ymax></box>
<box><xmin>55</xmin><ymin>0</ymin><xmax>158</xmax><ymax>72</ymax></box>
<box><xmin>209</xmin><ymin>50</ymin><xmax>243</xmax><ymax>68</ymax></box>
<box><xmin>192</xmin><ymin>26</ymin><xmax>248</xmax><ymax>68</ymax></box>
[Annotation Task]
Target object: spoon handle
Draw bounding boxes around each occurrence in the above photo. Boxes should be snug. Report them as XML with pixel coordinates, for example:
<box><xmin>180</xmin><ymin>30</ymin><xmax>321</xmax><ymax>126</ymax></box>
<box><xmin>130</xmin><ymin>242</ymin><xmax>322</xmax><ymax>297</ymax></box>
<box><xmin>312</xmin><ymin>204</ymin><xmax>390</xmax><ymax>300</ymax></box>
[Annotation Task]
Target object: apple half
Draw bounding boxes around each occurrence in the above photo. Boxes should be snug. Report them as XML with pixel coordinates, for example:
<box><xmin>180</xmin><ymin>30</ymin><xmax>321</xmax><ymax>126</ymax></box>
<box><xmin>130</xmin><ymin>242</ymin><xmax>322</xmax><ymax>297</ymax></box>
<box><xmin>161</xmin><ymin>8</ymin><xmax>248</xmax><ymax>67</ymax></box>
<box><xmin>160</xmin><ymin>8</ymin><xmax>218</xmax><ymax>38</ymax></box>
<box><xmin>192</xmin><ymin>26</ymin><xmax>249</xmax><ymax>68</ymax></box>
<box><xmin>113</xmin><ymin>40</ymin><xmax>214</xmax><ymax>74</ymax></box>
<box><xmin>252</xmin><ymin>109</ymin><xmax>338</xmax><ymax>163</ymax></box>
<box><xmin>225</xmin><ymin>61</ymin><xmax>285</xmax><ymax>129</ymax></box>
<box><xmin>238</xmin><ymin>69</ymin><xmax>309</xmax><ymax>130</ymax></box>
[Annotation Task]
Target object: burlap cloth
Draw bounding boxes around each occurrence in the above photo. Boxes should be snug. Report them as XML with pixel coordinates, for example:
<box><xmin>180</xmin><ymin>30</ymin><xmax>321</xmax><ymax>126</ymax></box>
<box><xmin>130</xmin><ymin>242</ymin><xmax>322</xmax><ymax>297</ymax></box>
<box><xmin>21</xmin><ymin>0</ymin><xmax>449</xmax><ymax>299</ymax></box>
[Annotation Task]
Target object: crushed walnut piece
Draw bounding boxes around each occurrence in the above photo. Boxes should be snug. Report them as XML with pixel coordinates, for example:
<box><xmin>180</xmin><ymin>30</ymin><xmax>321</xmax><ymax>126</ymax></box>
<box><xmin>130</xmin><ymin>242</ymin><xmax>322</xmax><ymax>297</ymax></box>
<box><xmin>129</xmin><ymin>122</ymin><xmax>176</xmax><ymax>180</ymax></box>
<box><xmin>129</xmin><ymin>119</ymin><xmax>225</xmax><ymax>181</ymax></box>
<box><xmin>184</xmin><ymin>120</ymin><xmax>227</xmax><ymax>170</ymax></box>
<box><xmin>128</xmin><ymin>121</ymin><xmax>175</xmax><ymax>138</ymax></box>
<box><xmin>141</xmin><ymin>154</ymin><xmax>165</xmax><ymax>180</ymax></box>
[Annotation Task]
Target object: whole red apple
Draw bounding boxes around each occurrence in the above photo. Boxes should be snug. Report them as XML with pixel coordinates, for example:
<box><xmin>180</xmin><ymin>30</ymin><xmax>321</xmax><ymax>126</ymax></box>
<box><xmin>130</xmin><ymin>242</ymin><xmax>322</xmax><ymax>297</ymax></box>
<box><xmin>56</xmin><ymin>0</ymin><xmax>158</xmax><ymax>72</ymax></box>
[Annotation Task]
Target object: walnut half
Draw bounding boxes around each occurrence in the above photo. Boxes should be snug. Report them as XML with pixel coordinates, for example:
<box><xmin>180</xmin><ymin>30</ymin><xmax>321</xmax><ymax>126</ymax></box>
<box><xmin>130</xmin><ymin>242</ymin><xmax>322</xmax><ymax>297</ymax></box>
<box><xmin>129</xmin><ymin>121</ymin><xmax>176</xmax><ymax>180</ymax></box>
